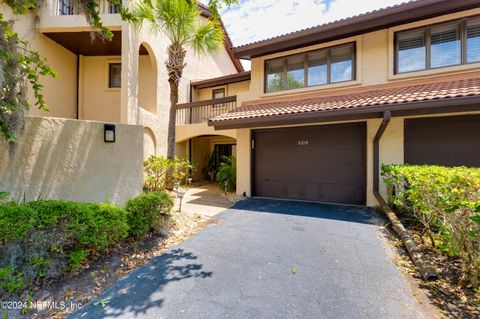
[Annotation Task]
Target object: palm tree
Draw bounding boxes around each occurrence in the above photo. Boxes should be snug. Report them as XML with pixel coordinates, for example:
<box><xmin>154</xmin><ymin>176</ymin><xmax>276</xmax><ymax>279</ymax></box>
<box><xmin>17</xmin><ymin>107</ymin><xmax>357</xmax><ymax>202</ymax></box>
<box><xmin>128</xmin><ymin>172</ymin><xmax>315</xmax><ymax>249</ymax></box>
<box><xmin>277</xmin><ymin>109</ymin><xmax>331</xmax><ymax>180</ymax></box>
<box><xmin>135</xmin><ymin>0</ymin><xmax>224</xmax><ymax>160</ymax></box>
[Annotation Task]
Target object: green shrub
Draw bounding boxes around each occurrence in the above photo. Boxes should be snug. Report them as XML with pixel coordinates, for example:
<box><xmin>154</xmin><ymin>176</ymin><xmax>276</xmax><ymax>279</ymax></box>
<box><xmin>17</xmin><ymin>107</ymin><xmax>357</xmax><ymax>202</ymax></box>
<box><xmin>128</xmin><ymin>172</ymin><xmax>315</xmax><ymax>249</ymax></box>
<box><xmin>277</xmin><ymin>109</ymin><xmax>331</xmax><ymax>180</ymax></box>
<box><xmin>0</xmin><ymin>200</ymin><xmax>129</xmax><ymax>298</ymax></box>
<box><xmin>382</xmin><ymin>164</ymin><xmax>480</xmax><ymax>287</ymax></box>
<box><xmin>143</xmin><ymin>156</ymin><xmax>193</xmax><ymax>192</ymax></box>
<box><xmin>68</xmin><ymin>249</ymin><xmax>88</xmax><ymax>271</ymax></box>
<box><xmin>70</xmin><ymin>202</ymin><xmax>129</xmax><ymax>251</ymax></box>
<box><xmin>125</xmin><ymin>192</ymin><xmax>173</xmax><ymax>237</ymax></box>
<box><xmin>0</xmin><ymin>266</ymin><xmax>24</xmax><ymax>294</ymax></box>
<box><xmin>216</xmin><ymin>156</ymin><xmax>236</xmax><ymax>192</ymax></box>
<box><xmin>0</xmin><ymin>203</ymin><xmax>37</xmax><ymax>243</ymax></box>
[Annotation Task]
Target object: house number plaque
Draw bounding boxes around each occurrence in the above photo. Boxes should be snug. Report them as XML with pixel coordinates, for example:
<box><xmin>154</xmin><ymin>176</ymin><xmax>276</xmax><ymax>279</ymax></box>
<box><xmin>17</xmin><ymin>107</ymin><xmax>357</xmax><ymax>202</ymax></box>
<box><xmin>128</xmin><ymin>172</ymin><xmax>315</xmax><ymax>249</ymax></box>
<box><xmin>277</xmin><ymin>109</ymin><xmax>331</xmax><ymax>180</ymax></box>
<box><xmin>297</xmin><ymin>140</ymin><xmax>309</xmax><ymax>146</ymax></box>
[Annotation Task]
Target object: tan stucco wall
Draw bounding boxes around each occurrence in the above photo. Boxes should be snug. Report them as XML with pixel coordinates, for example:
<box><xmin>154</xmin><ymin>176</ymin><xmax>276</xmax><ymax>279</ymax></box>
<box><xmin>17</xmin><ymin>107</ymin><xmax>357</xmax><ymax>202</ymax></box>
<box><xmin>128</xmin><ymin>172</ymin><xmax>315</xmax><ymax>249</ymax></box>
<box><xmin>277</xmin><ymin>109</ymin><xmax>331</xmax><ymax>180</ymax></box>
<box><xmin>195</xmin><ymin>80</ymin><xmax>251</xmax><ymax>101</ymax></box>
<box><xmin>138</xmin><ymin>54</ymin><xmax>157</xmax><ymax>114</ymax></box>
<box><xmin>176</xmin><ymin>123</ymin><xmax>237</xmax><ymax>144</ymax></box>
<box><xmin>3</xmin><ymin>4</ymin><xmax>79</xmax><ymax>119</ymax></box>
<box><xmin>0</xmin><ymin>116</ymin><xmax>143</xmax><ymax>205</ymax></box>
<box><xmin>81</xmin><ymin>56</ymin><xmax>122</xmax><ymax>122</ymax></box>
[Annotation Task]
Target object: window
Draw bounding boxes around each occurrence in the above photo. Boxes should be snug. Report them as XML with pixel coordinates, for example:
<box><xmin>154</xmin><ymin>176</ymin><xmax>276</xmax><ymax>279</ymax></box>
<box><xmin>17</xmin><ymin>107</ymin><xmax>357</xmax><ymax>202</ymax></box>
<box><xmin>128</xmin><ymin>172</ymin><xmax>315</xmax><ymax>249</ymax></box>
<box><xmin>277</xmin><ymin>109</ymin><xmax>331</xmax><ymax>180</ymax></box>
<box><xmin>467</xmin><ymin>17</ymin><xmax>480</xmax><ymax>63</ymax></box>
<box><xmin>430</xmin><ymin>23</ymin><xmax>461</xmax><ymax>68</ymax></box>
<box><xmin>395</xmin><ymin>16</ymin><xmax>480</xmax><ymax>74</ymax></box>
<box><xmin>397</xmin><ymin>30</ymin><xmax>426</xmax><ymax>73</ymax></box>
<box><xmin>265</xmin><ymin>43</ymin><xmax>355</xmax><ymax>93</ymax></box>
<box><xmin>212</xmin><ymin>88</ymin><xmax>225</xmax><ymax>99</ymax></box>
<box><xmin>212</xmin><ymin>88</ymin><xmax>225</xmax><ymax>107</ymax></box>
<box><xmin>57</xmin><ymin>0</ymin><xmax>74</xmax><ymax>15</ymax></box>
<box><xmin>109</xmin><ymin>63</ymin><xmax>121</xmax><ymax>88</ymax></box>
<box><xmin>109</xmin><ymin>4</ymin><xmax>120</xmax><ymax>14</ymax></box>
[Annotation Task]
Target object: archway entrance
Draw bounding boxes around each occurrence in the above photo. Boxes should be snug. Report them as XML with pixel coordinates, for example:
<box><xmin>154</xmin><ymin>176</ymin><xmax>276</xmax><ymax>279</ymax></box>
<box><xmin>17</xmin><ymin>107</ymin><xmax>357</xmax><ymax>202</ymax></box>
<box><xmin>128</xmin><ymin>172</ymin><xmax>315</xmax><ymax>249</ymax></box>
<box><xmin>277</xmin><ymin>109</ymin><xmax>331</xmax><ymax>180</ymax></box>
<box><xmin>138</xmin><ymin>43</ymin><xmax>157</xmax><ymax>114</ymax></box>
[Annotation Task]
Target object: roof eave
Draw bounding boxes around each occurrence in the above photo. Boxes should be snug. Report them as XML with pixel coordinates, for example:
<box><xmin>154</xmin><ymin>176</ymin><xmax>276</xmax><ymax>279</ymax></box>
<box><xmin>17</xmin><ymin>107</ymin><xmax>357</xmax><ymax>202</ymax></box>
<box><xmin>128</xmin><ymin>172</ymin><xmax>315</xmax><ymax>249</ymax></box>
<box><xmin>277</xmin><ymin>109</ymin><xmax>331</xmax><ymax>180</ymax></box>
<box><xmin>208</xmin><ymin>95</ymin><xmax>480</xmax><ymax>130</ymax></box>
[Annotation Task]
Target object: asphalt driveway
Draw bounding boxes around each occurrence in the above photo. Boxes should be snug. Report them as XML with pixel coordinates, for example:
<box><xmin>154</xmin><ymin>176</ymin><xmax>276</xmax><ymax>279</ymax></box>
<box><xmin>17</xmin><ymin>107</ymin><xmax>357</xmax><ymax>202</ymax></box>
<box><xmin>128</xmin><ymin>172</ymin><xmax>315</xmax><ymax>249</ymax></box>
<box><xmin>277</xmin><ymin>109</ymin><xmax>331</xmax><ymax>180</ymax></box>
<box><xmin>70</xmin><ymin>198</ymin><xmax>434</xmax><ymax>319</ymax></box>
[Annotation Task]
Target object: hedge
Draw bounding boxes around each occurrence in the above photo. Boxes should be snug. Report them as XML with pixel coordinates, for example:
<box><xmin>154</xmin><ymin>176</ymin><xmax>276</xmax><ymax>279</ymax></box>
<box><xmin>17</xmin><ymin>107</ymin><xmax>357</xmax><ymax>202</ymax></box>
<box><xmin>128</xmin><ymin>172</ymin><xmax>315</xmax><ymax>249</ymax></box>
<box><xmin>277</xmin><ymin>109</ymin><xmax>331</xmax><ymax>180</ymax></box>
<box><xmin>125</xmin><ymin>192</ymin><xmax>173</xmax><ymax>237</ymax></box>
<box><xmin>0</xmin><ymin>191</ymin><xmax>172</xmax><ymax>298</ymax></box>
<box><xmin>382</xmin><ymin>164</ymin><xmax>480</xmax><ymax>287</ymax></box>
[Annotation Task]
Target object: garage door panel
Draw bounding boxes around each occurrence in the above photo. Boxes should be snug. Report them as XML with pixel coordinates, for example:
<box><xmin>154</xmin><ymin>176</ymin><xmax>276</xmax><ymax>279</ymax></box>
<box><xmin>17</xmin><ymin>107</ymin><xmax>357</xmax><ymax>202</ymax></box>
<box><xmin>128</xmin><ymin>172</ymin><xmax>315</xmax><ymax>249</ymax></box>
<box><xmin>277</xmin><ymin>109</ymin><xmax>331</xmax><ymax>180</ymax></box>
<box><xmin>405</xmin><ymin>115</ymin><xmax>480</xmax><ymax>167</ymax></box>
<box><xmin>253</xmin><ymin>122</ymin><xmax>366</xmax><ymax>205</ymax></box>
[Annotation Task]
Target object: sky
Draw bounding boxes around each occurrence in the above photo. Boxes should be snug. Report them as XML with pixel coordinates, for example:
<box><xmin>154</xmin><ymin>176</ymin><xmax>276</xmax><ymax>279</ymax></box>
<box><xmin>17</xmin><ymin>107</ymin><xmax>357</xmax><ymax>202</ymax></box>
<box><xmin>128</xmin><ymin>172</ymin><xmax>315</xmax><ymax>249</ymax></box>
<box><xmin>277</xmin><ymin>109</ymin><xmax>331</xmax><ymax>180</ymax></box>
<box><xmin>218</xmin><ymin>0</ymin><xmax>409</xmax><ymax>69</ymax></box>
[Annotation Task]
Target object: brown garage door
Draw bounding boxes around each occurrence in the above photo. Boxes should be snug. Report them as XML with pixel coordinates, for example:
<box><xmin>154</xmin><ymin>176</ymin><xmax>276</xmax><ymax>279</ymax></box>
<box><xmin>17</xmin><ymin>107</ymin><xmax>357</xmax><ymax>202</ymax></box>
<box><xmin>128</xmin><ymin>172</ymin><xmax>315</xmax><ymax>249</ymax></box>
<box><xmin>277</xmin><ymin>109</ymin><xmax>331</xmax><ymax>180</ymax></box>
<box><xmin>253</xmin><ymin>122</ymin><xmax>366</xmax><ymax>205</ymax></box>
<box><xmin>405</xmin><ymin>115</ymin><xmax>480</xmax><ymax>167</ymax></box>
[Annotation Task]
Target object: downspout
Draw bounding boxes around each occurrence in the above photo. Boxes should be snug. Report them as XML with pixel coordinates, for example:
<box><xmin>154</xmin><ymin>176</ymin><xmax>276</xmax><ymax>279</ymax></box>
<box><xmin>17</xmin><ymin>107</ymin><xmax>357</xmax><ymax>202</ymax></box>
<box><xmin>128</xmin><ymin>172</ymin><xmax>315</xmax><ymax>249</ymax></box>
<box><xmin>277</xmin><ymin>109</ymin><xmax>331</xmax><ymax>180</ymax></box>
<box><xmin>373</xmin><ymin>111</ymin><xmax>437</xmax><ymax>281</ymax></box>
<box><xmin>76</xmin><ymin>54</ymin><xmax>80</xmax><ymax>120</ymax></box>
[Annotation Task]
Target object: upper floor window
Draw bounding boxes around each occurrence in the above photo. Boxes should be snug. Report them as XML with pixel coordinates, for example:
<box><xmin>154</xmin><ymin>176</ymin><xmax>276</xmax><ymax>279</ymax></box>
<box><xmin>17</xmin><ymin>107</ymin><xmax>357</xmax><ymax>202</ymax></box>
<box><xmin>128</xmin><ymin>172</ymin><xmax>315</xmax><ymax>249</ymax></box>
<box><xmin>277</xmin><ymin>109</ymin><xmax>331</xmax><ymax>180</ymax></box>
<box><xmin>212</xmin><ymin>88</ymin><xmax>225</xmax><ymax>107</ymax></box>
<box><xmin>57</xmin><ymin>0</ymin><xmax>74</xmax><ymax>15</ymax></box>
<box><xmin>395</xmin><ymin>15</ymin><xmax>480</xmax><ymax>74</ymax></box>
<box><xmin>265</xmin><ymin>43</ymin><xmax>355</xmax><ymax>93</ymax></box>
<box><xmin>109</xmin><ymin>4</ymin><xmax>120</xmax><ymax>14</ymax></box>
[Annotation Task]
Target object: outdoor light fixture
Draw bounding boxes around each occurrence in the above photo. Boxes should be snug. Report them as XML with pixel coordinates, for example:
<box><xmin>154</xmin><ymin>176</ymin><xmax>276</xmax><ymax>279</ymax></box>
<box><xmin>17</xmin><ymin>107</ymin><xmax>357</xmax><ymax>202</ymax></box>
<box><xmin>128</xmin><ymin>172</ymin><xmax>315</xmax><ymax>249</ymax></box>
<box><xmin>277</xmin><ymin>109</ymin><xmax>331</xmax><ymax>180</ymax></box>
<box><xmin>177</xmin><ymin>187</ymin><xmax>186</xmax><ymax>212</ymax></box>
<box><xmin>224</xmin><ymin>181</ymin><xmax>228</xmax><ymax>195</ymax></box>
<box><xmin>104</xmin><ymin>124</ymin><xmax>116</xmax><ymax>143</ymax></box>
<box><xmin>174</xmin><ymin>181</ymin><xmax>180</xmax><ymax>193</ymax></box>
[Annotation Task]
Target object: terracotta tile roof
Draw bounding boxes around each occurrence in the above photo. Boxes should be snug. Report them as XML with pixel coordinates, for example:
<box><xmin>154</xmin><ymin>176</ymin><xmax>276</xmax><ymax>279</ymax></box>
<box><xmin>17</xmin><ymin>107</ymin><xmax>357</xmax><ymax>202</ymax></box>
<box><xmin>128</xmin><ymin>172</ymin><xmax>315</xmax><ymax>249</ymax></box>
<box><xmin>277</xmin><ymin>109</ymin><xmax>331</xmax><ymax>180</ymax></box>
<box><xmin>209</xmin><ymin>73</ymin><xmax>480</xmax><ymax>123</ymax></box>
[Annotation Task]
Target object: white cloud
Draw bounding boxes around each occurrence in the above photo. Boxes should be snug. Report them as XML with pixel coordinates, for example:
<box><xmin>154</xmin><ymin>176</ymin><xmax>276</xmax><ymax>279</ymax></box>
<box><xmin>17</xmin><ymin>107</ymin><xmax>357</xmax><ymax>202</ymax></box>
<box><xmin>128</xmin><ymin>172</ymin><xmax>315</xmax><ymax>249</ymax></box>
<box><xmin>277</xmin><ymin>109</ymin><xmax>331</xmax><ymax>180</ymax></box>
<box><xmin>220</xmin><ymin>0</ymin><xmax>407</xmax><ymax>47</ymax></box>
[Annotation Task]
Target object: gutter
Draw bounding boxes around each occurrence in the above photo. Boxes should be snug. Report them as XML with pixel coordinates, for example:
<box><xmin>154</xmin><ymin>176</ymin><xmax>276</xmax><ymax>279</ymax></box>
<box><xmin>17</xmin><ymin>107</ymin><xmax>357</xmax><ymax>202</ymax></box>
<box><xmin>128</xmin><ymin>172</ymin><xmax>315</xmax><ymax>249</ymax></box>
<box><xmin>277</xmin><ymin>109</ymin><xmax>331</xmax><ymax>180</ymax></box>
<box><xmin>373</xmin><ymin>111</ymin><xmax>437</xmax><ymax>281</ymax></box>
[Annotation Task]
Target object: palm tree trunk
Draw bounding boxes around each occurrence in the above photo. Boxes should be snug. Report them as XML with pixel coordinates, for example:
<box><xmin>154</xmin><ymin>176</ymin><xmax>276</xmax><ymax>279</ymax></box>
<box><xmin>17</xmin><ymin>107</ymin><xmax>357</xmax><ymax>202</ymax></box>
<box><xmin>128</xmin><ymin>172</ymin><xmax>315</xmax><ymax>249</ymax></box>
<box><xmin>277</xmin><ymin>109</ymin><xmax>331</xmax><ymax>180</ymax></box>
<box><xmin>166</xmin><ymin>43</ymin><xmax>186</xmax><ymax>160</ymax></box>
<box><xmin>167</xmin><ymin>81</ymin><xmax>178</xmax><ymax>160</ymax></box>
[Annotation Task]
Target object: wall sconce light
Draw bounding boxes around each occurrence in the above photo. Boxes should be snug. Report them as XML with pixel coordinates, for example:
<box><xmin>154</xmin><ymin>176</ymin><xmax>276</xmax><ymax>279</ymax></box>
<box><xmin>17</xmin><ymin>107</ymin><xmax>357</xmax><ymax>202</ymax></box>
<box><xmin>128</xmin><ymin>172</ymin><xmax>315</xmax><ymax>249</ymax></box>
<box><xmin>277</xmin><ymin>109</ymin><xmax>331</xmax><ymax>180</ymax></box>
<box><xmin>104</xmin><ymin>124</ymin><xmax>116</xmax><ymax>143</ymax></box>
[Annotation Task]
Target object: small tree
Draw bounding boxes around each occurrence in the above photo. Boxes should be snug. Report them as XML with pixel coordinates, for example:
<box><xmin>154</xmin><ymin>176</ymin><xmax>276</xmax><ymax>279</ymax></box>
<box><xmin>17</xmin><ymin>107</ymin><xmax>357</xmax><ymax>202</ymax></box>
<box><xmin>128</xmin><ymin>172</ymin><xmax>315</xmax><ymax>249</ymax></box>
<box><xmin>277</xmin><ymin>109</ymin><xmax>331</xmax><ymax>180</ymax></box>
<box><xmin>134</xmin><ymin>0</ymin><xmax>225</xmax><ymax>160</ymax></box>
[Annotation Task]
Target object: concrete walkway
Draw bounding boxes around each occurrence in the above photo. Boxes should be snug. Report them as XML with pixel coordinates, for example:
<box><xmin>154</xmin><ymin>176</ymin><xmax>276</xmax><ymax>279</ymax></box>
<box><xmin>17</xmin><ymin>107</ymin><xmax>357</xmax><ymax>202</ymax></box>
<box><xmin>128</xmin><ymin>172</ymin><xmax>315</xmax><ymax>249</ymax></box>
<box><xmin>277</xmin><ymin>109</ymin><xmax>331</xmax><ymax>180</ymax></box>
<box><xmin>70</xmin><ymin>198</ymin><xmax>436</xmax><ymax>319</ymax></box>
<box><xmin>173</xmin><ymin>183</ymin><xmax>233</xmax><ymax>217</ymax></box>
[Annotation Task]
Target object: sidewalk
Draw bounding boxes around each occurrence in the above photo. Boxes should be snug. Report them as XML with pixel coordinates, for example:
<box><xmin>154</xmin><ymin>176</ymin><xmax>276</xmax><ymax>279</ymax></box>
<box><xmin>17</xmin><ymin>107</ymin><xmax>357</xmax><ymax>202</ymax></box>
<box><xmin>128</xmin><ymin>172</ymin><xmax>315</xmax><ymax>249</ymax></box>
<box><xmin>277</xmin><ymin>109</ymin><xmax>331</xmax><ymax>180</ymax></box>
<box><xmin>173</xmin><ymin>183</ymin><xmax>234</xmax><ymax>217</ymax></box>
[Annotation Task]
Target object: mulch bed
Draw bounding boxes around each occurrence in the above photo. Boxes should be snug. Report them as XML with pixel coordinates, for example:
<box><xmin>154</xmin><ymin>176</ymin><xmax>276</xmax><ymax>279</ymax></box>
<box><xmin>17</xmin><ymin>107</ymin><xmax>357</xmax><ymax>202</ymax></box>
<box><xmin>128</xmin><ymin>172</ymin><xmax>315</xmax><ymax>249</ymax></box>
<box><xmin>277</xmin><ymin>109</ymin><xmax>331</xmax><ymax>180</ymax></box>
<box><xmin>382</xmin><ymin>219</ymin><xmax>480</xmax><ymax>319</ymax></box>
<box><xmin>18</xmin><ymin>211</ymin><xmax>217</xmax><ymax>319</ymax></box>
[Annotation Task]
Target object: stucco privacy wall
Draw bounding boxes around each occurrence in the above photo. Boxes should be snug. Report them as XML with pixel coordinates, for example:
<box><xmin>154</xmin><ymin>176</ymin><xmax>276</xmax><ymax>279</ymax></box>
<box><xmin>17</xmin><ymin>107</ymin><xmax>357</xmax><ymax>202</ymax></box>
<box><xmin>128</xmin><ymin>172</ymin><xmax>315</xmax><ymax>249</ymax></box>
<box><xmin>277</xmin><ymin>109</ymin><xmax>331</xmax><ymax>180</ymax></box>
<box><xmin>0</xmin><ymin>117</ymin><xmax>143</xmax><ymax>205</ymax></box>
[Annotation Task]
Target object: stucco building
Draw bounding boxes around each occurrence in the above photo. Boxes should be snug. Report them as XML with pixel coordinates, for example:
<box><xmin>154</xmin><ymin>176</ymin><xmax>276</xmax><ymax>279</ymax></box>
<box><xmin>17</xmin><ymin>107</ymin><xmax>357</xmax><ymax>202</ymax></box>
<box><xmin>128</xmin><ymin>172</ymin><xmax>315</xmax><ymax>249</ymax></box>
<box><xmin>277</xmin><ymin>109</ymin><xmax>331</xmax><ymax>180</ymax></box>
<box><xmin>0</xmin><ymin>0</ymin><xmax>242</xmax><ymax>203</ymax></box>
<box><xmin>177</xmin><ymin>0</ymin><xmax>480</xmax><ymax>207</ymax></box>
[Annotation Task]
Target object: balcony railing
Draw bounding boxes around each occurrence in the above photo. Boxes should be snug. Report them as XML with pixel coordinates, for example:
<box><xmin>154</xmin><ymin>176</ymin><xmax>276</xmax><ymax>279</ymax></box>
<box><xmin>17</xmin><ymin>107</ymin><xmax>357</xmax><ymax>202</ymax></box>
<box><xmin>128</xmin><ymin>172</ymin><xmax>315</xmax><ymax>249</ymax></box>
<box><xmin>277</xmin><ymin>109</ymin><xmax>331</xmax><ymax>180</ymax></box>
<box><xmin>176</xmin><ymin>96</ymin><xmax>237</xmax><ymax>125</ymax></box>
<box><xmin>55</xmin><ymin>0</ymin><xmax>119</xmax><ymax>15</ymax></box>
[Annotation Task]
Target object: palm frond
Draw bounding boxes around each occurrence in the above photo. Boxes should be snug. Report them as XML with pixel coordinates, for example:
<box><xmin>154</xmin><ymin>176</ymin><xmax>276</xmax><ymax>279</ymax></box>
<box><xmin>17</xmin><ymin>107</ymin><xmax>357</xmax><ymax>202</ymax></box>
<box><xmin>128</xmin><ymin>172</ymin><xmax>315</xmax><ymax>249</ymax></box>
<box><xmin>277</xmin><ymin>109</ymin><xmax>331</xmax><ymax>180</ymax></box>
<box><xmin>191</xmin><ymin>20</ymin><xmax>224</xmax><ymax>55</ymax></box>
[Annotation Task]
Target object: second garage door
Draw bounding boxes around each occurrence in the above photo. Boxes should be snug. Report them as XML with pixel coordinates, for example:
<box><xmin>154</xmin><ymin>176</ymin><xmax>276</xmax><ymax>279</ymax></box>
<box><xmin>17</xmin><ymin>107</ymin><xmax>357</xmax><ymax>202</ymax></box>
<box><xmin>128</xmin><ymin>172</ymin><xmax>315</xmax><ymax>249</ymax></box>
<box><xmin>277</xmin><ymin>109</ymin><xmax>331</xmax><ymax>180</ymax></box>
<box><xmin>253</xmin><ymin>122</ymin><xmax>366</xmax><ymax>205</ymax></box>
<box><xmin>405</xmin><ymin>115</ymin><xmax>480</xmax><ymax>167</ymax></box>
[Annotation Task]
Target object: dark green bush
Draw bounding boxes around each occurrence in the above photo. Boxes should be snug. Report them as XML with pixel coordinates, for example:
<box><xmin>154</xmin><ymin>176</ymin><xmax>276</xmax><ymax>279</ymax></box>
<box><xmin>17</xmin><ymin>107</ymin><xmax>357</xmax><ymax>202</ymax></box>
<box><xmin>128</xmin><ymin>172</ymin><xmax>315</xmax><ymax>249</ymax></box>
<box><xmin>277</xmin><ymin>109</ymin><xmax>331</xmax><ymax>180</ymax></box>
<box><xmin>382</xmin><ymin>164</ymin><xmax>480</xmax><ymax>287</ymax></box>
<box><xmin>0</xmin><ymin>200</ymin><xmax>129</xmax><ymax>298</ymax></box>
<box><xmin>125</xmin><ymin>192</ymin><xmax>173</xmax><ymax>237</ymax></box>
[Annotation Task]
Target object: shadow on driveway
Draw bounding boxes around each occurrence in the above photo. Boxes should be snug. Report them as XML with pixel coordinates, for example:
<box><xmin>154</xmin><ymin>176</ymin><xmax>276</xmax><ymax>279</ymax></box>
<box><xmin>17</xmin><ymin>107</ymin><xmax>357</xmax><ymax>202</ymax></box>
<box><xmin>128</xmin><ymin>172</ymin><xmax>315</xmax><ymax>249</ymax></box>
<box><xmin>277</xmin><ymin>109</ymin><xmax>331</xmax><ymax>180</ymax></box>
<box><xmin>70</xmin><ymin>249</ymin><xmax>212</xmax><ymax>318</ymax></box>
<box><xmin>232</xmin><ymin>198</ymin><xmax>383</xmax><ymax>225</ymax></box>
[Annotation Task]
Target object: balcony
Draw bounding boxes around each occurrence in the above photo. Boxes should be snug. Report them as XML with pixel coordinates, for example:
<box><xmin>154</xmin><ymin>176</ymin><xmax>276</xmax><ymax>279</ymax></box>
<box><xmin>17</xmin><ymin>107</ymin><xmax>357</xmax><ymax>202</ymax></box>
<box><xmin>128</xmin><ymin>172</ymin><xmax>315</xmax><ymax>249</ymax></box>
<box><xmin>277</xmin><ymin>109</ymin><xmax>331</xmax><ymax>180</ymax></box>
<box><xmin>176</xmin><ymin>96</ymin><xmax>237</xmax><ymax>125</ymax></box>
<box><xmin>38</xmin><ymin>0</ymin><xmax>122</xmax><ymax>32</ymax></box>
<box><xmin>55</xmin><ymin>0</ymin><xmax>119</xmax><ymax>15</ymax></box>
